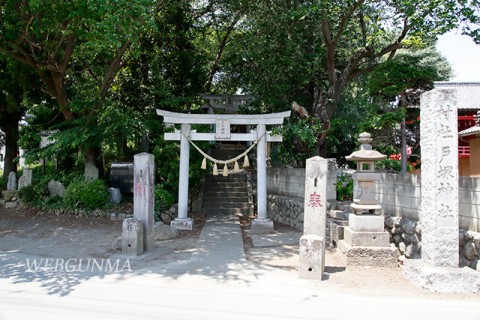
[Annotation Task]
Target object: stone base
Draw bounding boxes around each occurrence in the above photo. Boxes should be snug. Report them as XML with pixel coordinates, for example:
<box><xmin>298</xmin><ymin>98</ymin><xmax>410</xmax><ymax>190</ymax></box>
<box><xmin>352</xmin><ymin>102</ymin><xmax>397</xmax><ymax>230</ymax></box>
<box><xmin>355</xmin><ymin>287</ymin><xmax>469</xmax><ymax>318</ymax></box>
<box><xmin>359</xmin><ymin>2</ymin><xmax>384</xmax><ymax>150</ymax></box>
<box><xmin>122</xmin><ymin>218</ymin><xmax>144</xmax><ymax>256</ymax></box>
<box><xmin>338</xmin><ymin>240</ymin><xmax>399</xmax><ymax>268</ymax></box>
<box><xmin>348</xmin><ymin>214</ymin><xmax>384</xmax><ymax>232</ymax></box>
<box><xmin>403</xmin><ymin>259</ymin><xmax>480</xmax><ymax>293</ymax></box>
<box><xmin>350</xmin><ymin>203</ymin><xmax>381</xmax><ymax>214</ymax></box>
<box><xmin>171</xmin><ymin>218</ymin><xmax>194</xmax><ymax>231</ymax></box>
<box><xmin>251</xmin><ymin>218</ymin><xmax>274</xmax><ymax>233</ymax></box>
<box><xmin>344</xmin><ymin>227</ymin><xmax>390</xmax><ymax>247</ymax></box>
<box><xmin>299</xmin><ymin>235</ymin><xmax>325</xmax><ymax>280</ymax></box>
<box><xmin>5</xmin><ymin>201</ymin><xmax>19</xmax><ymax>209</ymax></box>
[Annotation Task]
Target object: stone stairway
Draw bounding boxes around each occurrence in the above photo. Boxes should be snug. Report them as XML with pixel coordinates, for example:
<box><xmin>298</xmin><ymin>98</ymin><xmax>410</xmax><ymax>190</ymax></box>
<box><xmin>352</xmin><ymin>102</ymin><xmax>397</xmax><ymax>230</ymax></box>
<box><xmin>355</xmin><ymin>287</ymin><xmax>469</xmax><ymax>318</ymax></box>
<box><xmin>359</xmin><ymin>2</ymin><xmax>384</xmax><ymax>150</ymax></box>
<box><xmin>201</xmin><ymin>172</ymin><xmax>251</xmax><ymax>216</ymax></box>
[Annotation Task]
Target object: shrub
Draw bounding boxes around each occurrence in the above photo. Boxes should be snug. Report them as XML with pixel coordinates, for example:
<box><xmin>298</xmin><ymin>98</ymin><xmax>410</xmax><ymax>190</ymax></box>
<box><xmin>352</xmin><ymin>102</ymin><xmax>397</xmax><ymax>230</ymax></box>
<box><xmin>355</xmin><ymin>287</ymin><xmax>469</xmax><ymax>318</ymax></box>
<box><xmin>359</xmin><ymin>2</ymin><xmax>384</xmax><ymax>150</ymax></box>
<box><xmin>335</xmin><ymin>174</ymin><xmax>353</xmax><ymax>201</ymax></box>
<box><xmin>64</xmin><ymin>179</ymin><xmax>110</xmax><ymax>211</ymax></box>
<box><xmin>154</xmin><ymin>185</ymin><xmax>175</xmax><ymax>214</ymax></box>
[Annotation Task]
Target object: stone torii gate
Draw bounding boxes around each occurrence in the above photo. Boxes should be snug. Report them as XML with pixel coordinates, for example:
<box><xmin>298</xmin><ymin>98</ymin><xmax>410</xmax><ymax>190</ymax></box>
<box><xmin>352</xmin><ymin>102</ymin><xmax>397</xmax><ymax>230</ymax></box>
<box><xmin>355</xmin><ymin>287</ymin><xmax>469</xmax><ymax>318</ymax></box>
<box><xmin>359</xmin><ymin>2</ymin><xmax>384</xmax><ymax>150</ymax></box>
<box><xmin>157</xmin><ymin>109</ymin><xmax>290</xmax><ymax>231</ymax></box>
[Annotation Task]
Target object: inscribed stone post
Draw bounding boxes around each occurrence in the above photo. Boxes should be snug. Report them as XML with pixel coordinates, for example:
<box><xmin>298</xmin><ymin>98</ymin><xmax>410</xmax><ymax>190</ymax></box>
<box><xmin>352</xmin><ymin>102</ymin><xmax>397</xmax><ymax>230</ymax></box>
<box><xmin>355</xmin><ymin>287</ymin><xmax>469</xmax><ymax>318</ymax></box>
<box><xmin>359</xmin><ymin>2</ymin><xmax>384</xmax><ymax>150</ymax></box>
<box><xmin>7</xmin><ymin>171</ymin><xmax>17</xmax><ymax>191</ymax></box>
<box><xmin>134</xmin><ymin>153</ymin><xmax>155</xmax><ymax>251</ymax></box>
<box><xmin>299</xmin><ymin>156</ymin><xmax>327</xmax><ymax>280</ymax></box>
<box><xmin>303</xmin><ymin>156</ymin><xmax>328</xmax><ymax>236</ymax></box>
<box><xmin>420</xmin><ymin>89</ymin><xmax>459</xmax><ymax>268</ymax></box>
<box><xmin>18</xmin><ymin>169</ymin><xmax>32</xmax><ymax>190</ymax></box>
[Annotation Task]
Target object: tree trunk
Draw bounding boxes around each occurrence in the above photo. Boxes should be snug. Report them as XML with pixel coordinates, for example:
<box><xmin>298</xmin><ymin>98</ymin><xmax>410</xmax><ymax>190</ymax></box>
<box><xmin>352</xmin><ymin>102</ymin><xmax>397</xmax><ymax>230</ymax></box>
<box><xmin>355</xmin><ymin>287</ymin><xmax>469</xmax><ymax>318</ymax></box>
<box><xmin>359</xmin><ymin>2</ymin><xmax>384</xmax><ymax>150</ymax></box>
<box><xmin>2</xmin><ymin>114</ymin><xmax>20</xmax><ymax>180</ymax></box>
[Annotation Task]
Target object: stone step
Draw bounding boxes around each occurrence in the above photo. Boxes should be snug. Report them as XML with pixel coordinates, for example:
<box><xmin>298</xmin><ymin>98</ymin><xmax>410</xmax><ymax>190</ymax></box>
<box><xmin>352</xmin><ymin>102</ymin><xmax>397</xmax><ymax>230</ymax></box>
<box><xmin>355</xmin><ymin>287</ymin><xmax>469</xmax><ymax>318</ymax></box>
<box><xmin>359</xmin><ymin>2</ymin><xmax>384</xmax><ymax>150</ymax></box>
<box><xmin>203</xmin><ymin>182</ymin><xmax>247</xmax><ymax>188</ymax></box>
<box><xmin>202</xmin><ymin>201</ymin><xmax>250</xmax><ymax>209</ymax></box>
<box><xmin>202</xmin><ymin>207</ymin><xmax>250</xmax><ymax>215</ymax></box>
<box><xmin>202</xmin><ymin>197</ymin><xmax>249</xmax><ymax>204</ymax></box>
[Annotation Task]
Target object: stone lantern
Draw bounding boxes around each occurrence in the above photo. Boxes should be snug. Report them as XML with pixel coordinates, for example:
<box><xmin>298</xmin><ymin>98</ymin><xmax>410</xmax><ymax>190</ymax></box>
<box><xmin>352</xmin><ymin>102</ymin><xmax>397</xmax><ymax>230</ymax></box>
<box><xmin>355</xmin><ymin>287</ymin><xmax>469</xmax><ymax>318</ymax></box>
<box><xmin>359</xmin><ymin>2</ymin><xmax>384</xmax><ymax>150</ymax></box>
<box><xmin>338</xmin><ymin>132</ymin><xmax>397</xmax><ymax>267</ymax></box>
<box><xmin>345</xmin><ymin>132</ymin><xmax>386</xmax><ymax>215</ymax></box>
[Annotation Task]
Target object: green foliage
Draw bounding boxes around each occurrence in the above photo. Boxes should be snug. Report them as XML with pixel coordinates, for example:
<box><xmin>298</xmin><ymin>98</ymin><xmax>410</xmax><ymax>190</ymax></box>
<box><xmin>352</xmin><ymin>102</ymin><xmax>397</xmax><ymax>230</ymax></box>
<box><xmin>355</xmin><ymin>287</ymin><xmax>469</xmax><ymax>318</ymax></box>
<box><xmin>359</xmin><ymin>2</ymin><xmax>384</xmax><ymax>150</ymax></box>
<box><xmin>271</xmin><ymin>117</ymin><xmax>323</xmax><ymax>167</ymax></box>
<box><xmin>154</xmin><ymin>185</ymin><xmax>175</xmax><ymax>214</ymax></box>
<box><xmin>376</xmin><ymin>159</ymin><xmax>413</xmax><ymax>173</ymax></box>
<box><xmin>335</xmin><ymin>174</ymin><xmax>353</xmax><ymax>201</ymax></box>
<box><xmin>64</xmin><ymin>179</ymin><xmax>110</xmax><ymax>211</ymax></box>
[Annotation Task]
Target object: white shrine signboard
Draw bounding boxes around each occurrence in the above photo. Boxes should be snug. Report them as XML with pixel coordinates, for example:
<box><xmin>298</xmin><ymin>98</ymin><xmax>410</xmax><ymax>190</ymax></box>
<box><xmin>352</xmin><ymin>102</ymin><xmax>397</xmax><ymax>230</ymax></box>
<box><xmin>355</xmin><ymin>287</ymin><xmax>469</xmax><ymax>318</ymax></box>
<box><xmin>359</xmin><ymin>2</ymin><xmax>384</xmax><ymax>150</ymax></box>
<box><xmin>215</xmin><ymin>119</ymin><xmax>231</xmax><ymax>140</ymax></box>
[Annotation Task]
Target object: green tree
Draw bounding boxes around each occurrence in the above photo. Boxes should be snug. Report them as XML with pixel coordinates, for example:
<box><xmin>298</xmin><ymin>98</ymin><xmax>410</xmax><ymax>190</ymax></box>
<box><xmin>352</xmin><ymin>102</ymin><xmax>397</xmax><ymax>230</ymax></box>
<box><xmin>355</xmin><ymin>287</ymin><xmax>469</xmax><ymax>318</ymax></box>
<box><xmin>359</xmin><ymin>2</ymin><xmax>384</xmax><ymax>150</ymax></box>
<box><xmin>0</xmin><ymin>0</ymin><xmax>154</xmax><ymax>175</ymax></box>
<box><xmin>222</xmin><ymin>0</ymin><xmax>466</xmax><ymax>155</ymax></box>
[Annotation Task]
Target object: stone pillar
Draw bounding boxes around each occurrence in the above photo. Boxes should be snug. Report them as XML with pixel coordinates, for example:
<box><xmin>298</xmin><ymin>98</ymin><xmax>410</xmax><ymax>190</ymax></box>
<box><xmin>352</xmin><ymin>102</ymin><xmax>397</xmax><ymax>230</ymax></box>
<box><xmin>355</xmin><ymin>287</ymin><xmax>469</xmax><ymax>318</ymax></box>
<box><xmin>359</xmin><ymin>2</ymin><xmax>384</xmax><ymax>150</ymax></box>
<box><xmin>252</xmin><ymin>123</ymin><xmax>274</xmax><ymax>233</ymax></box>
<box><xmin>303</xmin><ymin>156</ymin><xmax>328</xmax><ymax>236</ymax></box>
<box><xmin>122</xmin><ymin>218</ymin><xmax>144</xmax><ymax>255</ymax></box>
<box><xmin>419</xmin><ymin>89</ymin><xmax>459</xmax><ymax>267</ymax></box>
<box><xmin>403</xmin><ymin>88</ymin><xmax>480</xmax><ymax>293</ymax></box>
<box><xmin>171</xmin><ymin>123</ymin><xmax>194</xmax><ymax>230</ymax></box>
<box><xmin>134</xmin><ymin>153</ymin><xmax>155</xmax><ymax>251</ymax></box>
<box><xmin>300</xmin><ymin>156</ymin><xmax>327</xmax><ymax>280</ymax></box>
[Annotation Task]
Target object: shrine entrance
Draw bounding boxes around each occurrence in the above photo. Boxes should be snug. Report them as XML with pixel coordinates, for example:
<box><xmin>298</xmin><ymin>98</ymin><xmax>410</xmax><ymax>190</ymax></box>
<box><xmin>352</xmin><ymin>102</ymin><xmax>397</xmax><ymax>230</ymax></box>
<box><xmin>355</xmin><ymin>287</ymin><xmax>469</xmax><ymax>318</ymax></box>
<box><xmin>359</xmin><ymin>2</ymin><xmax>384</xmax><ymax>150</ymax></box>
<box><xmin>156</xmin><ymin>109</ymin><xmax>290</xmax><ymax>231</ymax></box>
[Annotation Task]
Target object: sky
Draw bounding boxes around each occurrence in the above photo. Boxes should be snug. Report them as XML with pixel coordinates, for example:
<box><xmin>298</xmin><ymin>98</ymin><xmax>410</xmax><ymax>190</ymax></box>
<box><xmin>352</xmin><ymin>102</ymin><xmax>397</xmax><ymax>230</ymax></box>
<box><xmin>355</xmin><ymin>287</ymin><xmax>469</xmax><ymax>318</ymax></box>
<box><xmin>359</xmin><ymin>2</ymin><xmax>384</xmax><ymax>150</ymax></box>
<box><xmin>437</xmin><ymin>31</ymin><xmax>480</xmax><ymax>82</ymax></box>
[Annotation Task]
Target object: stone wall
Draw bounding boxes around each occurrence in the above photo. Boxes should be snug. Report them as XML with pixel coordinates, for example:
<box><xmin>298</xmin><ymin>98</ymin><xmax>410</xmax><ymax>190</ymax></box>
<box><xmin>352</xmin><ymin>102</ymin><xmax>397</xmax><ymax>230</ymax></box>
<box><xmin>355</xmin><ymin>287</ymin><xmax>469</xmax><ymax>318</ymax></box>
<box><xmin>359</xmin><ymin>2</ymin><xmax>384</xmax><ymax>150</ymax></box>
<box><xmin>267</xmin><ymin>194</ymin><xmax>304</xmax><ymax>230</ymax></box>
<box><xmin>384</xmin><ymin>215</ymin><xmax>480</xmax><ymax>271</ymax></box>
<box><xmin>376</xmin><ymin>174</ymin><xmax>480</xmax><ymax>232</ymax></box>
<box><xmin>267</xmin><ymin>167</ymin><xmax>338</xmax><ymax>200</ymax></box>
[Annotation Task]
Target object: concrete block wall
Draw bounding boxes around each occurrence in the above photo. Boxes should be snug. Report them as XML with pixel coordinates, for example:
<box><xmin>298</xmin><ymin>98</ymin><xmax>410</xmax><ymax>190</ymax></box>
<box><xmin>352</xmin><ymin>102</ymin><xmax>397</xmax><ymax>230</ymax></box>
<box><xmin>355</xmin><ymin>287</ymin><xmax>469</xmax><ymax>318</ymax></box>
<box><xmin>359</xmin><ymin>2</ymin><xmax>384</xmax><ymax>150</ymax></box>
<box><xmin>376</xmin><ymin>174</ymin><xmax>422</xmax><ymax>220</ymax></box>
<box><xmin>376</xmin><ymin>174</ymin><xmax>480</xmax><ymax>232</ymax></box>
<box><xmin>459</xmin><ymin>177</ymin><xmax>480</xmax><ymax>232</ymax></box>
<box><xmin>267</xmin><ymin>167</ymin><xmax>337</xmax><ymax>200</ymax></box>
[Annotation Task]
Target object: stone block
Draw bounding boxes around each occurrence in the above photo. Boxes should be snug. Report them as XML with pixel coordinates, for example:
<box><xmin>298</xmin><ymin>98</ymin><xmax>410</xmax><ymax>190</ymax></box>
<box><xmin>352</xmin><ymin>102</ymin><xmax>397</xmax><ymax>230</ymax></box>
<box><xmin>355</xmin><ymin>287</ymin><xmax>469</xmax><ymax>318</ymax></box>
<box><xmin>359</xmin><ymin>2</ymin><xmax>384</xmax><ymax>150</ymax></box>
<box><xmin>344</xmin><ymin>227</ymin><xmax>390</xmax><ymax>247</ymax></box>
<box><xmin>328</xmin><ymin>209</ymin><xmax>346</xmax><ymax>220</ymax></box>
<box><xmin>338</xmin><ymin>240</ymin><xmax>399</xmax><ymax>268</ymax></box>
<box><xmin>171</xmin><ymin>218</ymin><xmax>194</xmax><ymax>231</ymax></box>
<box><xmin>2</xmin><ymin>190</ymin><xmax>17</xmax><ymax>202</ymax></box>
<box><xmin>122</xmin><ymin>218</ymin><xmax>144</xmax><ymax>256</ymax></box>
<box><xmin>47</xmin><ymin>180</ymin><xmax>65</xmax><ymax>198</ymax></box>
<box><xmin>404</xmin><ymin>259</ymin><xmax>480</xmax><ymax>293</ymax></box>
<box><xmin>251</xmin><ymin>218</ymin><xmax>274</xmax><ymax>233</ymax></box>
<box><xmin>348</xmin><ymin>214</ymin><xmax>385</xmax><ymax>232</ymax></box>
<box><xmin>5</xmin><ymin>201</ymin><xmax>18</xmax><ymax>209</ymax></box>
<box><xmin>299</xmin><ymin>234</ymin><xmax>325</xmax><ymax>280</ymax></box>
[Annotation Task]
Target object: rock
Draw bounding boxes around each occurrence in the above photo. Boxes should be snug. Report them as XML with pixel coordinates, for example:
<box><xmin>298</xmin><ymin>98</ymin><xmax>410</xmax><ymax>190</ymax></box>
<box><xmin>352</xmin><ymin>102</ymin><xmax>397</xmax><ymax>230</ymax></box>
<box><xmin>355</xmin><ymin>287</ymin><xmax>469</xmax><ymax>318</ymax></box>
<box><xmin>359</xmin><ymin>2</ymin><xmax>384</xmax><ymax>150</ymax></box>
<box><xmin>401</xmin><ymin>218</ymin><xmax>416</xmax><ymax>234</ymax></box>
<box><xmin>160</xmin><ymin>213</ymin><xmax>172</xmax><ymax>224</ymax></box>
<box><xmin>405</xmin><ymin>243</ymin><xmax>419</xmax><ymax>259</ymax></box>
<box><xmin>471</xmin><ymin>258</ymin><xmax>480</xmax><ymax>271</ymax></box>
<box><xmin>402</xmin><ymin>232</ymin><xmax>419</xmax><ymax>245</ymax></box>
<box><xmin>385</xmin><ymin>216</ymin><xmax>395</xmax><ymax>228</ymax></box>
<box><xmin>398</xmin><ymin>255</ymin><xmax>406</xmax><ymax>264</ymax></box>
<box><xmin>464</xmin><ymin>230</ymin><xmax>475</xmax><ymax>242</ymax></box>
<box><xmin>108</xmin><ymin>188</ymin><xmax>122</xmax><ymax>204</ymax></box>
<box><xmin>394</xmin><ymin>217</ymin><xmax>402</xmax><ymax>228</ymax></box>
<box><xmin>394</xmin><ymin>235</ymin><xmax>403</xmax><ymax>246</ymax></box>
<box><xmin>415</xmin><ymin>222</ymin><xmax>422</xmax><ymax>235</ymax></box>
<box><xmin>460</xmin><ymin>255</ymin><xmax>471</xmax><ymax>267</ymax></box>
<box><xmin>113</xmin><ymin>236</ymin><xmax>122</xmax><ymax>250</ymax></box>
<box><xmin>463</xmin><ymin>240</ymin><xmax>478</xmax><ymax>260</ymax></box>
<box><xmin>459</xmin><ymin>229</ymin><xmax>467</xmax><ymax>246</ymax></box>
<box><xmin>155</xmin><ymin>223</ymin><xmax>179</xmax><ymax>240</ymax></box>
<box><xmin>2</xmin><ymin>190</ymin><xmax>17</xmax><ymax>202</ymax></box>
<box><xmin>7</xmin><ymin>171</ymin><xmax>17</xmax><ymax>190</ymax></box>
<box><xmin>398</xmin><ymin>242</ymin><xmax>406</xmax><ymax>255</ymax></box>
<box><xmin>473</xmin><ymin>234</ymin><xmax>480</xmax><ymax>249</ymax></box>
<box><xmin>5</xmin><ymin>201</ymin><xmax>18</xmax><ymax>209</ymax></box>
<box><xmin>47</xmin><ymin>180</ymin><xmax>65</xmax><ymax>198</ymax></box>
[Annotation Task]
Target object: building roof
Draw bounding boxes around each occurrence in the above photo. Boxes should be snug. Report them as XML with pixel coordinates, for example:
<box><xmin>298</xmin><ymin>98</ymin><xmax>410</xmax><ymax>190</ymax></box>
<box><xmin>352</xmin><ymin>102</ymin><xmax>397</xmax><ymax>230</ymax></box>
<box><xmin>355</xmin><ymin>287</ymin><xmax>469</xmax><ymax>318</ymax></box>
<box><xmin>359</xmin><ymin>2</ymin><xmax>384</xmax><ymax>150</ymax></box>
<box><xmin>434</xmin><ymin>82</ymin><xmax>480</xmax><ymax>110</ymax></box>
<box><xmin>459</xmin><ymin>111</ymin><xmax>480</xmax><ymax>137</ymax></box>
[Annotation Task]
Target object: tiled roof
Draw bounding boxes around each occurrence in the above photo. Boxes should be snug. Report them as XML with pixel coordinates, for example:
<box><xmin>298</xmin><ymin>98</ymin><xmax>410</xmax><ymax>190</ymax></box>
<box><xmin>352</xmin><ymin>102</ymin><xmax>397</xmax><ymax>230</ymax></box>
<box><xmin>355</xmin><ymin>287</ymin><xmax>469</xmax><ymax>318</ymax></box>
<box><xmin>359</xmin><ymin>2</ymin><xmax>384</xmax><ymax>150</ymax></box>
<box><xmin>434</xmin><ymin>82</ymin><xmax>480</xmax><ymax>109</ymax></box>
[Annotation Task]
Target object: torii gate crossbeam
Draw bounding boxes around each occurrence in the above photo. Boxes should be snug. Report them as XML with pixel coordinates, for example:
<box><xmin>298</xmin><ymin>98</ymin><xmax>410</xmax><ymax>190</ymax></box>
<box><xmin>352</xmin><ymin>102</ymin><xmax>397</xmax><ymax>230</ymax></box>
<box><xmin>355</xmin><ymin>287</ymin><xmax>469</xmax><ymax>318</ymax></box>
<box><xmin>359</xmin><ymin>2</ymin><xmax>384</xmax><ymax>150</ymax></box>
<box><xmin>157</xmin><ymin>109</ymin><xmax>291</xmax><ymax>232</ymax></box>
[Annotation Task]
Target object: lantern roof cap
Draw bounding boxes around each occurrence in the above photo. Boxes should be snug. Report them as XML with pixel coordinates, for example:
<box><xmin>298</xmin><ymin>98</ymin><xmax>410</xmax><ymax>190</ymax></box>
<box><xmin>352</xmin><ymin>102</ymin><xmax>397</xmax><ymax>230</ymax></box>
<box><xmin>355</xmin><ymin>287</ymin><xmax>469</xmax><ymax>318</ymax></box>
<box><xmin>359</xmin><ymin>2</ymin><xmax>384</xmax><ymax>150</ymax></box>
<box><xmin>345</xmin><ymin>132</ymin><xmax>387</xmax><ymax>162</ymax></box>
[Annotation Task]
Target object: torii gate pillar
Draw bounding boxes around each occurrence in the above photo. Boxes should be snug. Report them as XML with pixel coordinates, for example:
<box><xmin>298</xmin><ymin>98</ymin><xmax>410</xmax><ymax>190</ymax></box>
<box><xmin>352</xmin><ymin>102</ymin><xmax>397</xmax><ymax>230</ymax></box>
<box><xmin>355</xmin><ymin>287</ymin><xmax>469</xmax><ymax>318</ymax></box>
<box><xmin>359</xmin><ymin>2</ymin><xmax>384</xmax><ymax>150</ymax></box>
<box><xmin>251</xmin><ymin>123</ymin><xmax>274</xmax><ymax>232</ymax></box>
<box><xmin>172</xmin><ymin>123</ymin><xmax>194</xmax><ymax>230</ymax></box>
